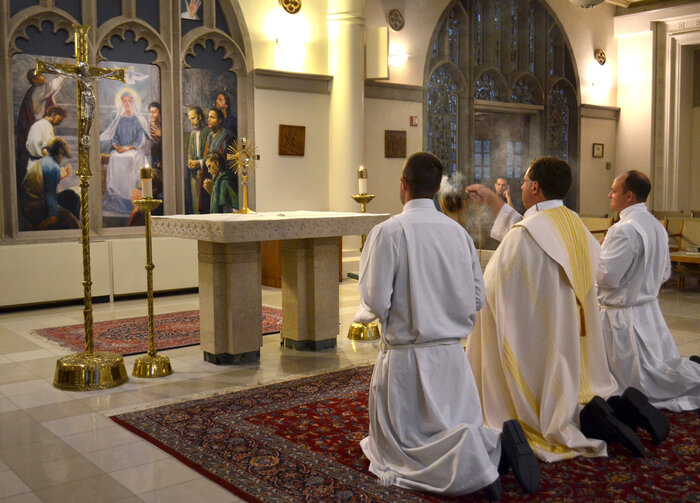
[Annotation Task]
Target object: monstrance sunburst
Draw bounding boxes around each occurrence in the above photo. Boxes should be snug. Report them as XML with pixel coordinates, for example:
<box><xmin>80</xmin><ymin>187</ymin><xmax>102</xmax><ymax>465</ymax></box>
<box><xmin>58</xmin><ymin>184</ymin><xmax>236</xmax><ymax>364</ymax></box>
<box><xmin>226</xmin><ymin>137</ymin><xmax>259</xmax><ymax>214</ymax></box>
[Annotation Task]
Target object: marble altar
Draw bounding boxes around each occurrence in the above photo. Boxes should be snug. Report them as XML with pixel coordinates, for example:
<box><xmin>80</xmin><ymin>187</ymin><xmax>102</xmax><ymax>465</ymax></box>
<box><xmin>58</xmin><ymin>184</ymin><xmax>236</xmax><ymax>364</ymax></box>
<box><xmin>152</xmin><ymin>211</ymin><xmax>389</xmax><ymax>364</ymax></box>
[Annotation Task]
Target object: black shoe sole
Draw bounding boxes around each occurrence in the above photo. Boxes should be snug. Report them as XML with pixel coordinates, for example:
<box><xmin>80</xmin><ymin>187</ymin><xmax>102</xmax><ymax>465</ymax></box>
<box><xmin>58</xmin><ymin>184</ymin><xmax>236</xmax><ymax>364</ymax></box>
<box><xmin>690</xmin><ymin>355</ymin><xmax>700</xmax><ymax>365</ymax></box>
<box><xmin>622</xmin><ymin>387</ymin><xmax>670</xmax><ymax>445</ymax></box>
<box><xmin>580</xmin><ymin>396</ymin><xmax>646</xmax><ymax>457</ymax></box>
<box><xmin>501</xmin><ymin>419</ymin><xmax>541</xmax><ymax>494</ymax></box>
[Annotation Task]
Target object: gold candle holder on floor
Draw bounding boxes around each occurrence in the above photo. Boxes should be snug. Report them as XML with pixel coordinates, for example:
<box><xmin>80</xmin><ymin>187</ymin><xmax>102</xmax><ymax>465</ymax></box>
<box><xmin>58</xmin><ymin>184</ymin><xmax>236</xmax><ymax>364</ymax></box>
<box><xmin>38</xmin><ymin>25</ymin><xmax>129</xmax><ymax>391</ymax></box>
<box><xmin>347</xmin><ymin>322</ymin><xmax>381</xmax><ymax>341</ymax></box>
<box><xmin>132</xmin><ymin>195</ymin><xmax>173</xmax><ymax>378</ymax></box>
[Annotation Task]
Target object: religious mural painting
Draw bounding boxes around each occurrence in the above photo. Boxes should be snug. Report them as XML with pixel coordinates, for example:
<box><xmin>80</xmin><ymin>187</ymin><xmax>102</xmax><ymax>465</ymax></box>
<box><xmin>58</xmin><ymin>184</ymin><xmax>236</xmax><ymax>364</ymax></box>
<box><xmin>98</xmin><ymin>61</ymin><xmax>160</xmax><ymax>228</ymax></box>
<box><xmin>181</xmin><ymin>67</ymin><xmax>237</xmax><ymax>214</ymax></box>
<box><xmin>12</xmin><ymin>53</ymin><xmax>79</xmax><ymax>232</ymax></box>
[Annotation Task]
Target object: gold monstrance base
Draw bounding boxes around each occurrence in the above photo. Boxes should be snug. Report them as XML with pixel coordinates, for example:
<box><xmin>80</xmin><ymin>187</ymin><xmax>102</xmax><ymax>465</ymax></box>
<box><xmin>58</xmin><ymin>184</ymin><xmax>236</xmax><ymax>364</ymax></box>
<box><xmin>54</xmin><ymin>352</ymin><xmax>129</xmax><ymax>391</ymax></box>
<box><xmin>133</xmin><ymin>353</ymin><xmax>173</xmax><ymax>378</ymax></box>
<box><xmin>347</xmin><ymin>322</ymin><xmax>381</xmax><ymax>341</ymax></box>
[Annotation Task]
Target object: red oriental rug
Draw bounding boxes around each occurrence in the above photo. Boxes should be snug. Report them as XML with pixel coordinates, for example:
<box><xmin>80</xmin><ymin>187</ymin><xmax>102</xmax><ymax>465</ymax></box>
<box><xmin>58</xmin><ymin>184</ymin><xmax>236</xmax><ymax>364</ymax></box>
<box><xmin>111</xmin><ymin>366</ymin><xmax>700</xmax><ymax>502</ymax></box>
<box><xmin>33</xmin><ymin>307</ymin><xmax>282</xmax><ymax>356</ymax></box>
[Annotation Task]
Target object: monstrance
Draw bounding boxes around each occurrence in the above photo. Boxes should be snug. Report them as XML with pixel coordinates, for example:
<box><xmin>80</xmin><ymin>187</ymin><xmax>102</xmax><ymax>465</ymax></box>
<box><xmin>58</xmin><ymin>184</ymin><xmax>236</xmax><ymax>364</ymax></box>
<box><xmin>226</xmin><ymin>138</ymin><xmax>259</xmax><ymax>214</ymax></box>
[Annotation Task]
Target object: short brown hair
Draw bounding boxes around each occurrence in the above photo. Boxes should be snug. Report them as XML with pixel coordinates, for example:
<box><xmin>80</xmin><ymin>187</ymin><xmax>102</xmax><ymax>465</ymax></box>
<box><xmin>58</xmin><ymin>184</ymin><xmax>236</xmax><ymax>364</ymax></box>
<box><xmin>622</xmin><ymin>170</ymin><xmax>651</xmax><ymax>202</ymax></box>
<box><xmin>402</xmin><ymin>152</ymin><xmax>443</xmax><ymax>199</ymax></box>
<box><xmin>526</xmin><ymin>156</ymin><xmax>572</xmax><ymax>200</ymax></box>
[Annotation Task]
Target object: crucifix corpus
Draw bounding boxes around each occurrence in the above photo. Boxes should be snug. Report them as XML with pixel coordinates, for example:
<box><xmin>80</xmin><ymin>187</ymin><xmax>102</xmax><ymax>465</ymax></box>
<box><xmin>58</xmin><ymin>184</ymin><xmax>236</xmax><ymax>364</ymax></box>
<box><xmin>36</xmin><ymin>24</ymin><xmax>129</xmax><ymax>391</ymax></box>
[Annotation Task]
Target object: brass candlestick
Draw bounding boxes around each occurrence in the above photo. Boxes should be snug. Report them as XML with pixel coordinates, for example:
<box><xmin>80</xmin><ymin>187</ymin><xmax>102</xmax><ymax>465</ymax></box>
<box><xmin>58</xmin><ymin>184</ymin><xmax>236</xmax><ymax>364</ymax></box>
<box><xmin>227</xmin><ymin>138</ymin><xmax>259</xmax><ymax>214</ymax></box>
<box><xmin>132</xmin><ymin>197</ymin><xmax>173</xmax><ymax>378</ymax></box>
<box><xmin>348</xmin><ymin>192</ymin><xmax>380</xmax><ymax>341</ymax></box>
<box><xmin>352</xmin><ymin>193</ymin><xmax>375</xmax><ymax>250</ymax></box>
<box><xmin>39</xmin><ymin>25</ymin><xmax>129</xmax><ymax>391</ymax></box>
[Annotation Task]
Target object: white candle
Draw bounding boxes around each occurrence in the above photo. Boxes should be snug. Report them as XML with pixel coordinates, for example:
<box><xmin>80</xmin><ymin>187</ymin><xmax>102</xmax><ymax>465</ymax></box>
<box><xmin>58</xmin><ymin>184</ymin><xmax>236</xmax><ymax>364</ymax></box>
<box><xmin>140</xmin><ymin>165</ymin><xmax>153</xmax><ymax>199</ymax></box>
<box><xmin>358</xmin><ymin>165</ymin><xmax>368</xmax><ymax>194</ymax></box>
<box><xmin>359</xmin><ymin>178</ymin><xmax>368</xmax><ymax>195</ymax></box>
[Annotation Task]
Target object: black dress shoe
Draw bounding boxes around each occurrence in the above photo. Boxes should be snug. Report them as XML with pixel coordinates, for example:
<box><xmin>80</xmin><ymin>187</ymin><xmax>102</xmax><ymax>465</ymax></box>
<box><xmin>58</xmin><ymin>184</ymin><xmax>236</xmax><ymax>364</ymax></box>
<box><xmin>619</xmin><ymin>387</ymin><xmax>670</xmax><ymax>445</ymax></box>
<box><xmin>483</xmin><ymin>478</ymin><xmax>502</xmax><ymax>502</ymax></box>
<box><xmin>690</xmin><ymin>355</ymin><xmax>700</xmax><ymax>365</ymax></box>
<box><xmin>580</xmin><ymin>395</ymin><xmax>646</xmax><ymax>457</ymax></box>
<box><xmin>501</xmin><ymin>419</ymin><xmax>541</xmax><ymax>494</ymax></box>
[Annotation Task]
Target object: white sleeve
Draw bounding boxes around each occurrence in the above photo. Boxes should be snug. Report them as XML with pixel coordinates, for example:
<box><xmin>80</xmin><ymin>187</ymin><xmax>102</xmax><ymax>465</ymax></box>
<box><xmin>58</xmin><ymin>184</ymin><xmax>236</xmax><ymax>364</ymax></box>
<box><xmin>490</xmin><ymin>204</ymin><xmax>522</xmax><ymax>242</ymax></box>
<box><xmin>355</xmin><ymin>224</ymin><xmax>397</xmax><ymax>324</ymax></box>
<box><xmin>597</xmin><ymin>226</ymin><xmax>637</xmax><ymax>289</ymax></box>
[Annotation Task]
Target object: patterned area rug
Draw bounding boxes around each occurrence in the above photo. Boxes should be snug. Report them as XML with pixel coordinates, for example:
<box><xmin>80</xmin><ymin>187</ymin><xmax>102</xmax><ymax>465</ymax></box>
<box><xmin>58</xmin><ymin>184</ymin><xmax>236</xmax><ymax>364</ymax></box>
<box><xmin>111</xmin><ymin>366</ymin><xmax>700</xmax><ymax>502</ymax></box>
<box><xmin>33</xmin><ymin>307</ymin><xmax>282</xmax><ymax>356</ymax></box>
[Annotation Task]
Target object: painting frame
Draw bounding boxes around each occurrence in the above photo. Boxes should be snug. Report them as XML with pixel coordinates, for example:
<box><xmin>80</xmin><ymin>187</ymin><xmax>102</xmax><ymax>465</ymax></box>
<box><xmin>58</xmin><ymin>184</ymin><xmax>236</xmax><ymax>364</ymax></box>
<box><xmin>592</xmin><ymin>143</ymin><xmax>604</xmax><ymax>158</ymax></box>
<box><xmin>385</xmin><ymin>130</ymin><xmax>406</xmax><ymax>158</ymax></box>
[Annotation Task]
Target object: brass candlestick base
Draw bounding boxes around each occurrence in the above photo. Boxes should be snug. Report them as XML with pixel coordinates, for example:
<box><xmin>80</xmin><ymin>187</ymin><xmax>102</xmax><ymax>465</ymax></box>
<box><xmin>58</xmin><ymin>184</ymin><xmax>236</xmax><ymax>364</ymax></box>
<box><xmin>131</xmin><ymin>198</ymin><xmax>172</xmax><ymax>379</ymax></box>
<box><xmin>54</xmin><ymin>352</ymin><xmax>129</xmax><ymax>391</ymax></box>
<box><xmin>133</xmin><ymin>353</ymin><xmax>173</xmax><ymax>378</ymax></box>
<box><xmin>347</xmin><ymin>322</ymin><xmax>381</xmax><ymax>341</ymax></box>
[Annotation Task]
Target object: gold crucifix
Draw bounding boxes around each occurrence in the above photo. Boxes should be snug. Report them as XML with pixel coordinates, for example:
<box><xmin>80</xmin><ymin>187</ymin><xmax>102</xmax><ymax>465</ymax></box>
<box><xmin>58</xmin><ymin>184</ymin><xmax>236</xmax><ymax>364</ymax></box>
<box><xmin>35</xmin><ymin>24</ymin><xmax>125</xmax><ymax>176</ymax></box>
<box><xmin>37</xmin><ymin>25</ymin><xmax>129</xmax><ymax>391</ymax></box>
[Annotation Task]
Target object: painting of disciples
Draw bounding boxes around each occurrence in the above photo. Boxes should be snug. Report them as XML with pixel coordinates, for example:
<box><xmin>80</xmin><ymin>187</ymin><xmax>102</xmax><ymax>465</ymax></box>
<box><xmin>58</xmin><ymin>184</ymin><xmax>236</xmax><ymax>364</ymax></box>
<box><xmin>19</xmin><ymin>136</ymin><xmax>80</xmax><ymax>230</ymax></box>
<box><xmin>203</xmin><ymin>151</ymin><xmax>238</xmax><ymax>213</ymax></box>
<box><xmin>12</xmin><ymin>53</ymin><xmax>79</xmax><ymax>231</ymax></box>
<box><xmin>182</xmin><ymin>67</ymin><xmax>237</xmax><ymax>214</ymax></box>
<box><xmin>98</xmin><ymin>61</ymin><xmax>159</xmax><ymax>227</ymax></box>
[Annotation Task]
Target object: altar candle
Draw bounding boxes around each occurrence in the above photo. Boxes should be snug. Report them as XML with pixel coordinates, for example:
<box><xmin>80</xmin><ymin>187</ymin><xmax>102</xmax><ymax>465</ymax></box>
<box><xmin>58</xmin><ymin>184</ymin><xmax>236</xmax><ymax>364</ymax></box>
<box><xmin>140</xmin><ymin>165</ymin><xmax>153</xmax><ymax>199</ymax></box>
<box><xmin>358</xmin><ymin>165</ymin><xmax>368</xmax><ymax>194</ymax></box>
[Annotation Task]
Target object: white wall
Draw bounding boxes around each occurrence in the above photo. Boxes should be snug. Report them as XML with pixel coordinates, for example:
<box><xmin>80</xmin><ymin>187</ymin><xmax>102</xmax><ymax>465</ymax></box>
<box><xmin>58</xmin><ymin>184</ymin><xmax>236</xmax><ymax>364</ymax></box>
<box><xmin>615</xmin><ymin>31</ymin><xmax>653</xmax><ymax>179</ymax></box>
<box><xmin>238</xmin><ymin>0</ymin><xmax>329</xmax><ymax>74</ymax></box>
<box><xmin>580</xmin><ymin>116</ymin><xmax>616</xmax><ymax>216</ymax></box>
<box><xmin>0</xmin><ymin>238</ymin><xmax>198</xmax><ymax>308</ymax></box>
<box><xmin>692</xmin><ymin>107</ymin><xmax>700</xmax><ymax>211</ymax></box>
<box><xmin>254</xmin><ymin>88</ymin><xmax>330</xmax><ymax>212</ymax></box>
<box><xmin>363</xmin><ymin>97</ymin><xmax>423</xmax><ymax>216</ymax></box>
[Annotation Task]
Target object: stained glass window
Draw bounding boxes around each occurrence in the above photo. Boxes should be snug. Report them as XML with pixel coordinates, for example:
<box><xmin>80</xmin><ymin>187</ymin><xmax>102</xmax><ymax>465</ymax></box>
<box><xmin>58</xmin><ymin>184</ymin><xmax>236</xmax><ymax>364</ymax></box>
<box><xmin>506</xmin><ymin>141</ymin><xmax>523</xmax><ymax>178</ymax></box>
<box><xmin>494</xmin><ymin>1</ymin><xmax>501</xmax><ymax>62</ymax></box>
<box><xmin>474</xmin><ymin>1</ymin><xmax>483</xmax><ymax>65</ymax></box>
<box><xmin>427</xmin><ymin>67</ymin><xmax>459</xmax><ymax>176</ymax></box>
<box><xmin>512</xmin><ymin>78</ymin><xmax>535</xmax><ymax>104</ymax></box>
<box><xmin>448</xmin><ymin>10</ymin><xmax>459</xmax><ymax>64</ymax></box>
<box><xmin>474</xmin><ymin>140</ymin><xmax>491</xmax><ymax>181</ymax></box>
<box><xmin>528</xmin><ymin>6</ymin><xmax>535</xmax><ymax>73</ymax></box>
<box><xmin>548</xmin><ymin>83</ymin><xmax>569</xmax><ymax>160</ymax></box>
<box><xmin>511</xmin><ymin>1</ymin><xmax>518</xmax><ymax>71</ymax></box>
<box><xmin>475</xmin><ymin>73</ymin><xmax>500</xmax><ymax>101</ymax></box>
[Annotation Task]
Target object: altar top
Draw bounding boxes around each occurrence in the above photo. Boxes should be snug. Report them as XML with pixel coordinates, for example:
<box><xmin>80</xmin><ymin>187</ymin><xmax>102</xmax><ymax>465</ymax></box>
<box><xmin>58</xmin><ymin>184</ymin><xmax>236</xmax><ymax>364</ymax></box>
<box><xmin>152</xmin><ymin>210</ymin><xmax>391</xmax><ymax>243</ymax></box>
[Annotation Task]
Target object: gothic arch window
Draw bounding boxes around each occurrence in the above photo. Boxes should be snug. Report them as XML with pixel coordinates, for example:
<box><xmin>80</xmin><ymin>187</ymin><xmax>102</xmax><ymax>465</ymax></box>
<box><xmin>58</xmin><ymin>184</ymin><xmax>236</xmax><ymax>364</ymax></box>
<box><xmin>424</xmin><ymin>0</ymin><xmax>580</xmax><ymax>209</ymax></box>
<box><xmin>426</xmin><ymin>66</ymin><xmax>460</xmax><ymax>178</ymax></box>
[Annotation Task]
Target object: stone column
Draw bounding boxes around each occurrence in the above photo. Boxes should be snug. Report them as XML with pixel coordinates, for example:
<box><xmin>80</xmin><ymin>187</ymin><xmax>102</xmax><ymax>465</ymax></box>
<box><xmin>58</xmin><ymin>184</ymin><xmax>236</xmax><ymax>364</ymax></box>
<box><xmin>198</xmin><ymin>241</ymin><xmax>262</xmax><ymax>364</ymax></box>
<box><xmin>280</xmin><ymin>237</ymin><xmax>340</xmax><ymax>350</ymax></box>
<box><xmin>328</xmin><ymin>0</ymin><xmax>365</xmax><ymax>212</ymax></box>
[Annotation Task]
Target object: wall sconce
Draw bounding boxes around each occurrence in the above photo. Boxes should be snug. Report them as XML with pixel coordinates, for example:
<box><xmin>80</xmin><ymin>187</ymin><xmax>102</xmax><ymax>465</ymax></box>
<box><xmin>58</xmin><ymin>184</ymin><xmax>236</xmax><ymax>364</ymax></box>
<box><xmin>279</xmin><ymin>0</ymin><xmax>301</xmax><ymax>14</ymax></box>
<box><xmin>388</xmin><ymin>52</ymin><xmax>409</xmax><ymax>68</ymax></box>
<box><xmin>595</xmin><ymin>48</ymin><xmax>606</xmax><ymax>65</ymax></box>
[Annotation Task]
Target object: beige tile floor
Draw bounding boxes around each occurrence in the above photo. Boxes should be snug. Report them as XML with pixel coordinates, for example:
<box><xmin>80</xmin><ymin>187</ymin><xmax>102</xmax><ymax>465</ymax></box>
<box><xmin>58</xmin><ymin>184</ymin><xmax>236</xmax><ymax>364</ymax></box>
<box><xmin>0</xmin><ymin>279</ymin><xmax>698</xmax><ymax>502</ymax></box>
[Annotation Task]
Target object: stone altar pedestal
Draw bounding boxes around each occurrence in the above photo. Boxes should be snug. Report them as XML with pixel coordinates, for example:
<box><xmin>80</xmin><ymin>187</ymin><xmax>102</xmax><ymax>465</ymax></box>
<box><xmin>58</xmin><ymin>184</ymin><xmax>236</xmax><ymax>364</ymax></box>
<box><xmin>152</xmin><ymin>211</ymin><xmax>389</xmax><ymax>364</ymax></box>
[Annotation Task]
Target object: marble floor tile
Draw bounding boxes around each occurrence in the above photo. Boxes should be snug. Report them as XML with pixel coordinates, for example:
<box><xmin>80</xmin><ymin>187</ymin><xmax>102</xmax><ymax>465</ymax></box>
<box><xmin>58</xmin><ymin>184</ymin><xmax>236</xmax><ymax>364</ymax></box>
<box><xmin>109</xmin><ymin>458</ymin><xmax>202</xmax><ymax>495</ymax></box>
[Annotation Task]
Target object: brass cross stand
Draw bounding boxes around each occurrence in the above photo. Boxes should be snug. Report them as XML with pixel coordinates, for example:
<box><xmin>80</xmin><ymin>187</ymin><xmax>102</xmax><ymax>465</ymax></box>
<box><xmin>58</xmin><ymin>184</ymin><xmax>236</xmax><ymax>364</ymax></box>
<box><xmin>39</xmin><ymin>25</ymin><xmax>129</xmax><ymax>391</ymax></box>
<box><xmin>132</xmin><ymin>189</ymin><xmax>172</xmax><ymax>378</ymax></box>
